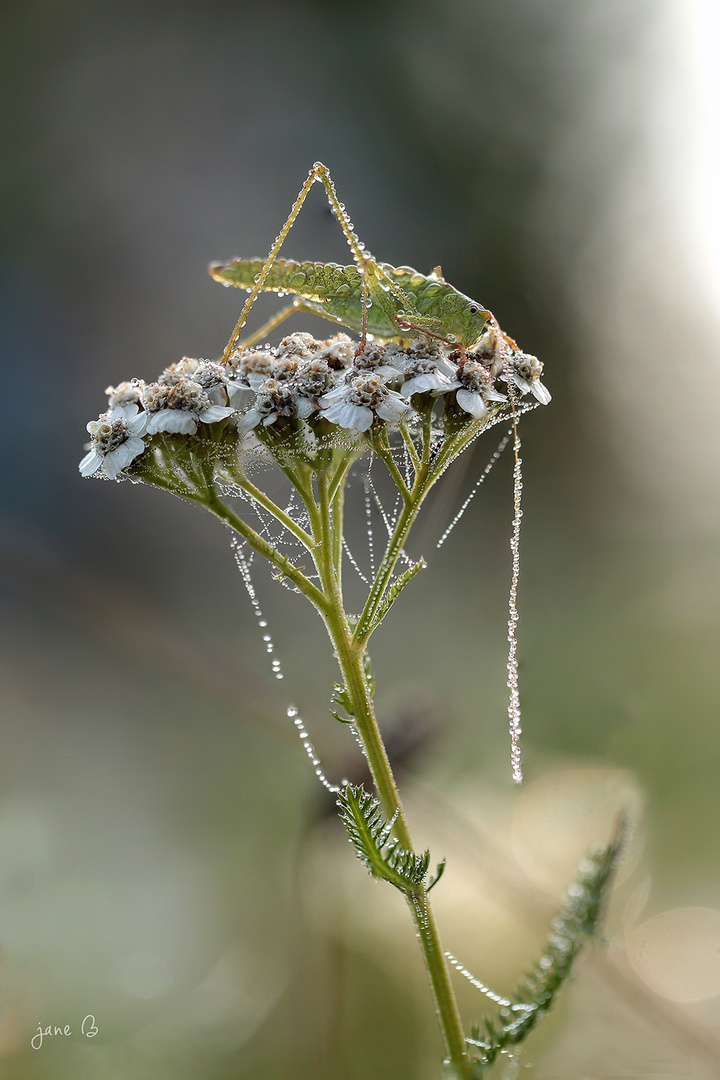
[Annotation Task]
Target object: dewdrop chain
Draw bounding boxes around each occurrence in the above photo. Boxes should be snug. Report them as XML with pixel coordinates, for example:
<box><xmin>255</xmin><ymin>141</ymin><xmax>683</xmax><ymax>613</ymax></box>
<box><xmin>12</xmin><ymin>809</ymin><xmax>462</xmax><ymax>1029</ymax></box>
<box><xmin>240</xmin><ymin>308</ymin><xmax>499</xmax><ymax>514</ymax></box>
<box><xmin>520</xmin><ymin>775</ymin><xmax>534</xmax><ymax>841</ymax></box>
<box><xmin>232</xmin><ymin>537</ymin><xmax>340</xmax><ymax>793</ymax></box>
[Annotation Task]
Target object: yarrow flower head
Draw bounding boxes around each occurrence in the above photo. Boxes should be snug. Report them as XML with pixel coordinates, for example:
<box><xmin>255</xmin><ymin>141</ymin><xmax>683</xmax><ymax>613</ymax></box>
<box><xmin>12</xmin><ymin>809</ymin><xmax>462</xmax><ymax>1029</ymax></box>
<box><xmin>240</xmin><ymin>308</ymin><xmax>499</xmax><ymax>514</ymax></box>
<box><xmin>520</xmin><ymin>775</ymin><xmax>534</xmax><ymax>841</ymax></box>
<box><xmin>79</xmin><ymin>331</ymin><xmax>549</xmax><ymax>486</ymax></box>
<box><xmin>397</xmin><ymin>351</ymin><xmax>459</xmax><ymax>398</ymax></box>
<box><xmin>79</xmin><ymin>412</ymin><xmax>148</xmax><ymax>479</ymax></box>
<box><xmin>141</xmin><ymin>376</ymin><xmax>235</xmax><ymax>435</ymax></box>
<box><xmin>238</xmin><ymin>376</ymin><xmax>300</xmax><ymax>433</ymax></box>
<box><xmin>451</xmin><ymin>356</ymin><xmax>507</xmax><ymax>420</ymax></box>
<box><xmin>319</xmin><ymin>370</ymin><xmax>409</xmax><ymax>432</ymax></box>
<box><xmin>504</xmin><ymin>350</ymin><xmax>552</xmax><ymax>405</ymax></box>
<box><xmin>105</xmin><ymin>379</ymin><xmax>145</xmax><ymax>419</ymax></box>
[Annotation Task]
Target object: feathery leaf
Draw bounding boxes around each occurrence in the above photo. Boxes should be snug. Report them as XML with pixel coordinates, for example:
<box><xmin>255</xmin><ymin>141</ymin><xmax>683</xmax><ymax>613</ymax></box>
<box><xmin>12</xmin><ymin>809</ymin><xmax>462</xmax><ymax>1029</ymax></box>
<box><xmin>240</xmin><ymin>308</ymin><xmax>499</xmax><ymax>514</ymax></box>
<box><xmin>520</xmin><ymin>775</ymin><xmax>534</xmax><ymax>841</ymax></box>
<box><xmin>337</xmin><ymin>783</ymin><xmax>431</xmax><ymax>894</ymax></box>
<box><xmin>466</xmin><ymin>818</ymin><xmax>627</xmax><ymax>1075</ymax></box>
<box><xmin>357</xmin><ymin>559</ymin><xmax>426</xmax><ymax>640</ymax></box>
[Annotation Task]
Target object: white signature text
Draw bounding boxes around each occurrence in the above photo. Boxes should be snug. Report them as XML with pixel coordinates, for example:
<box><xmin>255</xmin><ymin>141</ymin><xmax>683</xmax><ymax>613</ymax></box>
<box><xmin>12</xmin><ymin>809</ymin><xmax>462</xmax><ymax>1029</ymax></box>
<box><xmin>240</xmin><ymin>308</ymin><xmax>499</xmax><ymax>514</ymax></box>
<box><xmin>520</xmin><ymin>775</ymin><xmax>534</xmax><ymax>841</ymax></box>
<box><xmin>31</xmin><ymin>1015</ymin><xmax>98</xmax><ymax>1049</ymax></box>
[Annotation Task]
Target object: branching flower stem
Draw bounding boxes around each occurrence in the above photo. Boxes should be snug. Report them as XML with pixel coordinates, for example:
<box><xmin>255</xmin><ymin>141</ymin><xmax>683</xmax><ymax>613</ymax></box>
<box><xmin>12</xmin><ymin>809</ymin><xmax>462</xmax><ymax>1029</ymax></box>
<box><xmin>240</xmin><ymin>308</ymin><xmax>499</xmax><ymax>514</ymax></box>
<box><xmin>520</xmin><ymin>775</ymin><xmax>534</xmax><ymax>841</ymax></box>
<box><xmin>133</xmin><ymin>404</ymin><xmax>513</xmax><ymax>1078</ymax></box>
<box><xmin>200</xmin><ymin>485</ymin><xmax>329</xmax><ymax>613</ymax></box>
<box><xmin>220</xmin><ymin>462</ymin><xmax>316</xmax><ymax>551</ymax></box>
<box><xmin>354</xmin><ymin>412</ymin><xmax>496</xmax><ymax>645</ymax></box>
<box><xmin>180</xmin><ymin>447</ymin><xmax>474</xmax><ymax>1076</ymax></box>
<box><xmin>309</xmin><ymin>471</ymin><xmax>472</xmax><ymax>1077</ymax></box>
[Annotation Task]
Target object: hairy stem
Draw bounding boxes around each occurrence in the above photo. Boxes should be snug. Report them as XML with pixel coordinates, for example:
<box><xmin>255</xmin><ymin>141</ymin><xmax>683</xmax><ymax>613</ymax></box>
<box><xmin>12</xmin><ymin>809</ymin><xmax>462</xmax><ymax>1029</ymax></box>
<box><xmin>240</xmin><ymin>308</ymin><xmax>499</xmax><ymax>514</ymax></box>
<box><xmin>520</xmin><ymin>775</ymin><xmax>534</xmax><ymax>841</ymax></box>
<box><xmin>220</xmin><ymin>462</ymin><xmax>315</xmax><ymax>550</ymax></box>
<box><xmin>311</xmin><ymin>471</ymin><xmax>471</xmax><ymax>1074</ymax></box>
<box><xmin>201</xmin><ymin>485</ymin><xmax>328</xmax><ymax>612</ymax></box>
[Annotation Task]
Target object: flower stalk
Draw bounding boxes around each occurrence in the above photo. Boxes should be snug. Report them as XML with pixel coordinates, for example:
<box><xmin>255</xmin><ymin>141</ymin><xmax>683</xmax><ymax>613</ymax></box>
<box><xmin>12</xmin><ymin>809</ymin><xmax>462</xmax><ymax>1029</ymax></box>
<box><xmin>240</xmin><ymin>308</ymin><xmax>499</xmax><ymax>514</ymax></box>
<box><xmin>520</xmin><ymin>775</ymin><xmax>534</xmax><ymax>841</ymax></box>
<box><xmin>207</xmin><ymin>440</ymin><xmax>474</xmax><ymax>1073</ymax></box>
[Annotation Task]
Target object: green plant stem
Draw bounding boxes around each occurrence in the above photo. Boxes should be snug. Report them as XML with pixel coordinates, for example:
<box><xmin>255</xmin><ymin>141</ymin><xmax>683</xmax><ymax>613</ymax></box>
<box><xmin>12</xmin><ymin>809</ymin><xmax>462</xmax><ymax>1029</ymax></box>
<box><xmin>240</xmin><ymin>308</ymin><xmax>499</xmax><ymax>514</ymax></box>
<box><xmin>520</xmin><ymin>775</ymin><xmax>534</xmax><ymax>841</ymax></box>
<box><xmin>372</xmin><ymin>428</ymin><xmax>412</xmax><ymax>502</ymax></box>
<box><xmin>407</xmin><ymin>887</ymin><xmax>472</xmax><ymax>1076</ymax></box>
<box><xmin>399</xmin><ymin>420</ymin><xmax>421</xmax><ymax>474</ymax></box>
<box><xmin>355</xmin><ymin>411</ymin><xmax>503</xmax><ymax>643</ymax></box>
<box><xmin>174</xmin><ymin>443</ymin><xmax>475</xmax><ymax>1073</ymax></box>
<box><xmin>220</xmin><ymin>463</ymin><xmax>315</xmax><ymax>550</ymax></box>
<box><xmin>354</xmin><ymin>463</ymin><xmax>432</xmax><ymax>642</ymax></box>
<box><xmin>201</xmin><ymin>486</ymin><xmax>328</xmax><ymax>612</ymax></box>
<box><xmin>312</xmin><ymin>472</ymin><xmax>471</xmax><ymax>1076</ymax></box>
<box><xmin>331</xmin><ymin>476</ymin><xmax>346</xmax><ymax>579</ymax></box>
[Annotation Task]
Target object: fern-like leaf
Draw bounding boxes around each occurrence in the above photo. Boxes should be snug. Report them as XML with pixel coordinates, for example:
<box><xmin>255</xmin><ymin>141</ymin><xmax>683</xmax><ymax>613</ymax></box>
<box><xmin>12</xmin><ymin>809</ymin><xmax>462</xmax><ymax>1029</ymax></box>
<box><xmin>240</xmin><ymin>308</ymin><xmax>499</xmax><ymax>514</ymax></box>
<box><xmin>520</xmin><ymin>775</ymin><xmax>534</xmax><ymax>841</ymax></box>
<box><xmin>329</xmin><ymin>682</ymin><xmax>355</xmax><ymax>723</ymax></box>
<box><xmin>357</xmin><ymin>559</ymin><xmax>426</xmax><ymax>640</ymax></box>
<box><xmin>337</xmin><ymin>784</ymin><xmax>431</xmax><ymax>894</ymax></box>
<box><xmin>466</xmin><ymin>818</ymin><xmax>627</xmax><ymax>1075</ymax></box>
<box><xmin>329</xmin><ymin>654</ymin><xmax>374</xmax><ymax>723</ymax></box>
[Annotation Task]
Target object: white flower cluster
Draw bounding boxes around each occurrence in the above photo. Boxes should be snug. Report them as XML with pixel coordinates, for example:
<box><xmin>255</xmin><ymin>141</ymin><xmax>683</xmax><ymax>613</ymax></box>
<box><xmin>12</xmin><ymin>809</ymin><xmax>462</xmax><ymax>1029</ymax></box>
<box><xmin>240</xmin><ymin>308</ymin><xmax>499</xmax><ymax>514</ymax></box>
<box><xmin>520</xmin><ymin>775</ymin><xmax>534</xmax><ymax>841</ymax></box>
<box><xmin>79</xmin><ymin>331</ymin><xmax>550</xmax><ymax>479</ymax></box>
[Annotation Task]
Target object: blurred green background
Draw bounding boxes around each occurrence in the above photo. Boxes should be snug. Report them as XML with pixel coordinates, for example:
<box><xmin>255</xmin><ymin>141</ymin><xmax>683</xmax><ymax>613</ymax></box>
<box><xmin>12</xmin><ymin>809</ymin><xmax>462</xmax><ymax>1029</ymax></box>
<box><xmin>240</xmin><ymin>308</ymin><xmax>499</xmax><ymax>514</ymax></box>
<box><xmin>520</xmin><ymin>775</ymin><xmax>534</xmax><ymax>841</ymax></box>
<box><xmin>2</xmin><ymin>0</ymin><xmax>720</xmax><ymax>1076</ymax></box>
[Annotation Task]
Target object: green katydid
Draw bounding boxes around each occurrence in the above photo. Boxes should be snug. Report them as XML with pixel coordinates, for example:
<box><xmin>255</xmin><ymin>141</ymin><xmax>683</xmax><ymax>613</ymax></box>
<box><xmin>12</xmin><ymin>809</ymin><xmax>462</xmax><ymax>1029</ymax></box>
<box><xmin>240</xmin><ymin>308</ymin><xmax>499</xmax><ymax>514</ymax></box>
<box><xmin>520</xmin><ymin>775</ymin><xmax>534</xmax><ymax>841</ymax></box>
<box><xmin>211</xmin><ymin>162</ymin><xmax>502</xmax><ymax>363</ymax></box>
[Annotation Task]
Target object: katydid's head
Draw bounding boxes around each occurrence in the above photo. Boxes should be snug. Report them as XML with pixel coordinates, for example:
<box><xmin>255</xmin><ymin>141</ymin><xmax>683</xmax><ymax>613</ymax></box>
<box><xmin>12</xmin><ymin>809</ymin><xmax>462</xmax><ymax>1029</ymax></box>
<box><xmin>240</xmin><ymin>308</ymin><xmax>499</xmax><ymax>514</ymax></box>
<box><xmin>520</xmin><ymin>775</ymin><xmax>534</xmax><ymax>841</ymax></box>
<box><xmin>436</xmin><ymin>286</ymin><xmax>491</xmax><ymax>349</ymax></box>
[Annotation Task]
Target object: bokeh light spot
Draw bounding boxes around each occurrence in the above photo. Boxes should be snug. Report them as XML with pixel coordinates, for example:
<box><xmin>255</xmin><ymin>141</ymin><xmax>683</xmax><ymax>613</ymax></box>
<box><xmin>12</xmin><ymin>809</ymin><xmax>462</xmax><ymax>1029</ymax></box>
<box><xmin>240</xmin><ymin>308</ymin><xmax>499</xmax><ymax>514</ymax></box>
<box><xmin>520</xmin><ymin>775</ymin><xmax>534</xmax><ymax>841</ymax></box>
<box><xmin>627</xmin><ymin>906</ymin><xmax>720</xmax><ymax>1003</ymax></box>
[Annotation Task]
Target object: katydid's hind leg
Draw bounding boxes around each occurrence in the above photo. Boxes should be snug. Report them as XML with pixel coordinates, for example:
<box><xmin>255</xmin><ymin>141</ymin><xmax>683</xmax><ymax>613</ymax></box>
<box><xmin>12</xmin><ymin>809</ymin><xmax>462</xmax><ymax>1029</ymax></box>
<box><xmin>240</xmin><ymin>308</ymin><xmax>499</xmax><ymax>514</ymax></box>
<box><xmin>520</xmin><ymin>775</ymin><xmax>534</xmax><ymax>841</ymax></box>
<box><xmin>232</xmin><ymin>299</ymin><xmax>341</xmax><ymax>352</ymax></box>
<box><xmin>359</xmin><ymin>272</ymin><xmax>369</xmax><ymax>349</ymax></box>
<box><xmin>221</xmin><ymin>165</ymin><xmax>330</xmax><ymax>364</ymax></box>
<box><xmin>311</xmin><ymin>163</ymin><xmax>372</xmax><ymax>269</ymax></box>
<box><xmin>221</xmin><ymin>161</ymin><xmax>384</xmax><ymax>363</ymax></box>
<box><xmin>311</xmin><ymin>163</ymin><xmax>386</xmax><ymax>349</ymax></box>
<box><xmin>312</xmin><ymin>168</ymin><xmax>424</xmax><ymax>334</ymax></box>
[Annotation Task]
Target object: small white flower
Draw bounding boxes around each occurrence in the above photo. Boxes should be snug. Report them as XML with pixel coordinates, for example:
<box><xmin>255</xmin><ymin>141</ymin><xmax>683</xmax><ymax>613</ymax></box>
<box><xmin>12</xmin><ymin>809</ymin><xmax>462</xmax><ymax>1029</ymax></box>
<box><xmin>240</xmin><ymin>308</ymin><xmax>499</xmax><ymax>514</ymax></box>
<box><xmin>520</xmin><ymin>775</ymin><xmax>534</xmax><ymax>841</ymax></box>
<box><xmin>315</xmin><ymin>333</ymin><xmax>354</xmax><ymax>369</ymax></box>
<box><xmin>292</xmin><ymin>358</ymin><xmax>339</xmax><ymax>419</ymax></box>
<box><xmin>237</xmin><ymin>377</ymin><xmax>299</xmax><ymax>434</ymax></box>
<box><xmin>275</xmin><ymin>332</ymin><xmax>320</xmax><ymax>361</ymax></box>
<box><xmin>158</xmin><ymin>357</ymin><xmax>200</xmax><ymax>384</ymax></box>
<box><xmin>225</xmin><ymin>348</ymin><xmax>275</xmax><ymax>406</ymax></box>
<box><xmin>351</xmin><ymin>341</ymin><xmax>403</xmax><ymax>382</ymax></box>
<box><xmin>319</xmin><ymin>371</ymin><xmax>409</xmax><ymax>432</ymax></box>
<box><xmin>504</xmin><ymin>352</ymin><xmax>552</xmax><ymax>405</ymax></box>
<box><xmin>236</xmin><ymin>408</ymin><xmax>264</xmax><ymax>434</ymax></box>
<box><xmin>105</xmin><ymin>379</ymin><xmax>145</xmax><ymax>420</ymax></box>
<box><xmin>191</xmin><ymin>361</ymin><xmax>230</xmax><ymax>405</ymax></box>
<box><xmin>79</xmin><ymin>412</ymin><xmax>148</xmax><ymax>479</ymax></box>
<box><xmin>231</xmin><ymin>355</ymin><xmax>300</xmax><ymax>402</ymax></box>
<box><xmin>142</xmin><ymin>378</ymin><xmax>235</xmax><ymax>435</ymax></box>
<box><xmin>455</xmin><ymin>387</ymin><xmax>488</xmax><ymax>419</ymax></box>
<box><xmin>227</xmin><ymin>347</ymin><xmax>275</xmax><ymax>379</ymax></box>
<box><xmin>226</xmin><ymin>381</ymin><xmax>257</xmax><ymax>409</ymax></box>
<box><xmin>397</xmin><ymin>353</ymin><xmax>459</xmax><ymax>398</ymax></box>
<box><xmin>468</xmin><ymin>328</ymin><xmax>503</xmax><ymax>375</ymax></box>
<box><xmin>451</xmin><ymin>357</ymin><xmax>506</xmax><ymax>419</ymax></box>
